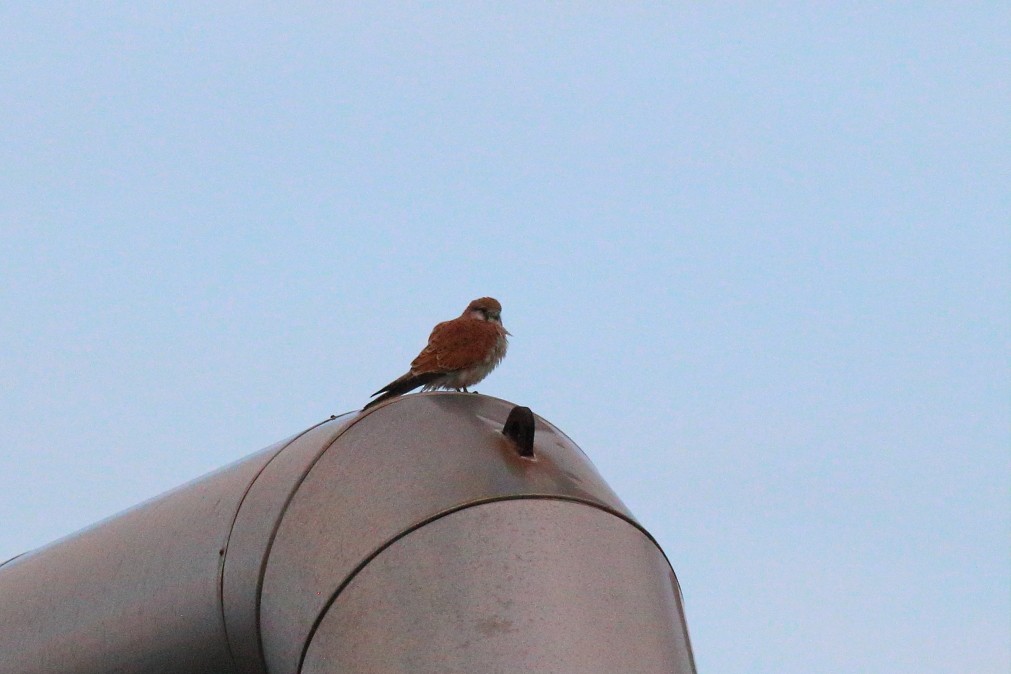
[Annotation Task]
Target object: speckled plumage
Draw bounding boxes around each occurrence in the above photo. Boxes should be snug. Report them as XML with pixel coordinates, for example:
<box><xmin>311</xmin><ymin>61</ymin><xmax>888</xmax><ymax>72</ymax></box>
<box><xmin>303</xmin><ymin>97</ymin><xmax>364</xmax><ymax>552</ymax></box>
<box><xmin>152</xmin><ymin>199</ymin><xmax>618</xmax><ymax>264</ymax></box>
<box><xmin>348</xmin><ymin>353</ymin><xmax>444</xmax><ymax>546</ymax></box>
<box><xmin>363</xmin><ymin>298</ymin><xmax>509</xmax><ymax>410</ymax></box>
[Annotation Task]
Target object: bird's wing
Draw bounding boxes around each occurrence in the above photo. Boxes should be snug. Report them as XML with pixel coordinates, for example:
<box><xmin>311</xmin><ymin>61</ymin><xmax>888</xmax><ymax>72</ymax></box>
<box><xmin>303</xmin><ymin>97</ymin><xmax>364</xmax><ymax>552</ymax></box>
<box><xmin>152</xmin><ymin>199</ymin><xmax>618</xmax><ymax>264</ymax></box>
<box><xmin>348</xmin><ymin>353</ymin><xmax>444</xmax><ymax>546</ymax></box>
<box><xmin>365</xmin><ymin>370</ymin><xmax>442</xmax><ymax>408</ymax></box>
<box><xmin>411</xmin><ymin>318</ymin><xmax>501</xmax><ymax>373</ymax></box>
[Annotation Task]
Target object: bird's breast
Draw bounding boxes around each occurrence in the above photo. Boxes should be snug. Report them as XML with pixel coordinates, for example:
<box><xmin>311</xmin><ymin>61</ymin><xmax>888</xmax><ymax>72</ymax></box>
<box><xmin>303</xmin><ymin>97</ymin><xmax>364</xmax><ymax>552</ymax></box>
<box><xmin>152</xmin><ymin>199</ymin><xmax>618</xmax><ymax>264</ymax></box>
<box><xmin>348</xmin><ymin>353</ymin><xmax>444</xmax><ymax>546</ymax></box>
<box><xmin>438</xmin><ymin>332</ymin><xmax>507</xmax><ymax>390</ymax></box>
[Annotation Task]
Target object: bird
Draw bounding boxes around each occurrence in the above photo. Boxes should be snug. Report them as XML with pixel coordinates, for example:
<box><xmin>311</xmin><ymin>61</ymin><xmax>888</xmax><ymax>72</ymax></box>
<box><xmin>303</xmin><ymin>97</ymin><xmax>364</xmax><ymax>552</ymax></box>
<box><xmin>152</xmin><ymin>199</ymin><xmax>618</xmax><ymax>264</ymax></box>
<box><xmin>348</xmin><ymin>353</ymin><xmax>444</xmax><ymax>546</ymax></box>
<box><xmin>363</xmin><ymin>297</ymin><xmax>510</xmax><ymax>410</ymax></box>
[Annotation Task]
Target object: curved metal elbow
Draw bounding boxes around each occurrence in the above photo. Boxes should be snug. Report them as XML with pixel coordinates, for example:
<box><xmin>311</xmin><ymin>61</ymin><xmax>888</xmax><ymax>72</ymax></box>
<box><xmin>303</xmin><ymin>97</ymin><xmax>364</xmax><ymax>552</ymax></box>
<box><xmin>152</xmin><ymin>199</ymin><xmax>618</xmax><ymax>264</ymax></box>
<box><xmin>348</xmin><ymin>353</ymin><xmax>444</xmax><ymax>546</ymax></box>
<box><xmin>0</xmin><ymin>393</ymin><xmax>696</xmax><ymax>674</ymax></box>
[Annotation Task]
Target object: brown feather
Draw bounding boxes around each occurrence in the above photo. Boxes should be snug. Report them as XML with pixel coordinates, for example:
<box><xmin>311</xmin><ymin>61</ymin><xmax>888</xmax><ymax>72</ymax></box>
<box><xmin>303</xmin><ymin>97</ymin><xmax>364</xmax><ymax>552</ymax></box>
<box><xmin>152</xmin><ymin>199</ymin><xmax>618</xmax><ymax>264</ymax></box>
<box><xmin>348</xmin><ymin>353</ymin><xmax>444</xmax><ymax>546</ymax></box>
<box><xmin>362</xmin><ymin>296</ymin><xmax>508</xmax><ymax>410</ymax></box>
<box><xmin>410</xmin><ymin>318</ymin><xmax>504</xmax><ymax>374</ymax></box>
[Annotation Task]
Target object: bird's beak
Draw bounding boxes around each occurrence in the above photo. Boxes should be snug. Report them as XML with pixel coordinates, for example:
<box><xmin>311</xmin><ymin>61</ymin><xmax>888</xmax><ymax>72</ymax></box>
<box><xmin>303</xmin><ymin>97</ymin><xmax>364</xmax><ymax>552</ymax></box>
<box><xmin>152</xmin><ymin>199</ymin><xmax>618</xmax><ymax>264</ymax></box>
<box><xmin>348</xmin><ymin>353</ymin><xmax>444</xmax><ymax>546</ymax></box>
<box><xmin>504</xmin><ymin>328</ymin><xmax>513</xmax><ymax>336</ymax></box>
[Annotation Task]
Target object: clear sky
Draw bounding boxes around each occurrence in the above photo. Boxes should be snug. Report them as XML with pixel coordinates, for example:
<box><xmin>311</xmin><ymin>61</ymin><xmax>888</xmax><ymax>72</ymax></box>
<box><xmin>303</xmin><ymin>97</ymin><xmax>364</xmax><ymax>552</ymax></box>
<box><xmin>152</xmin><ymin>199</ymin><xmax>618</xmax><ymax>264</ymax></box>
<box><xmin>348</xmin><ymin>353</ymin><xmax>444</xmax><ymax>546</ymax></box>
<box><xmin>2</xmin><ymin>4</ymin><xmax>1008</xmax><ymax>673</ymax></box>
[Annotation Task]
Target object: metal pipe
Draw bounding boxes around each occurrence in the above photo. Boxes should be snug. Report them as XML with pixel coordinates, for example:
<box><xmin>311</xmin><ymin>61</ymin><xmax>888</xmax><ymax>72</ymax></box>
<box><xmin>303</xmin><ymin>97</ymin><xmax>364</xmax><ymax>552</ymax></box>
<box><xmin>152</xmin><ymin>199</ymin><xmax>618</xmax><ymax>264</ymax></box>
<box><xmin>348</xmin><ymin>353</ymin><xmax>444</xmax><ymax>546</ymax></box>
<box><xmin>0</xmin><ymin>393</ymin><xmax>697</xmax><ymax>674</ymax></box>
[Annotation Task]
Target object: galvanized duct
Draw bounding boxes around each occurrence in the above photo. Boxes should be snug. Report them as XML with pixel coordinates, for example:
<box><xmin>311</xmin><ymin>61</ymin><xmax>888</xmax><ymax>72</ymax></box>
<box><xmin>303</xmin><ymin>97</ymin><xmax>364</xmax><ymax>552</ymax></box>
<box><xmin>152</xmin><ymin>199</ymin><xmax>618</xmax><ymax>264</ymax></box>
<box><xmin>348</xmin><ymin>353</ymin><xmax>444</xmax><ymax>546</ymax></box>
<box><xmin>0</xmin><ymin>393</ymin><xmax>696</xmax><ymax>674</ymax></box>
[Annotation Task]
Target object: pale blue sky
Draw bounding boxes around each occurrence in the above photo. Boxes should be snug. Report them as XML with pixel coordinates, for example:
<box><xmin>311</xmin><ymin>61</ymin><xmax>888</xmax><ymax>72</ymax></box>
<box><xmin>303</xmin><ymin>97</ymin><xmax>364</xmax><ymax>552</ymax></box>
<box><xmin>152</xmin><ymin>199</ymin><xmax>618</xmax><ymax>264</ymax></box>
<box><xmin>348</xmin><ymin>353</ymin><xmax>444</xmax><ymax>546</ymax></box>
<box><xmin>2</xmin><ymin>4</ymin><xmax>1008</xmax><ymax>673</ymax></box>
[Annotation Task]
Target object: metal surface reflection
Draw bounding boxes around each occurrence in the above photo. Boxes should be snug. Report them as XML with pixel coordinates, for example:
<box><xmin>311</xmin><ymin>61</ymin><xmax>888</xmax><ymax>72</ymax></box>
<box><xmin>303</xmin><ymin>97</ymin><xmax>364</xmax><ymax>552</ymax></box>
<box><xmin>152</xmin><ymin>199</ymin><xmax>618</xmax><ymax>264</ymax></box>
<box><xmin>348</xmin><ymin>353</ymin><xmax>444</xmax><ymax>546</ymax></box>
<box><xmin>0</xmin><ymin>393</ymin><xmax>696</xmax><ymax>674</ymax></box>
<box><xmin>302</xmin><ymin>499</ymin><xmax>695</xmax><ymax>674</ymax></box>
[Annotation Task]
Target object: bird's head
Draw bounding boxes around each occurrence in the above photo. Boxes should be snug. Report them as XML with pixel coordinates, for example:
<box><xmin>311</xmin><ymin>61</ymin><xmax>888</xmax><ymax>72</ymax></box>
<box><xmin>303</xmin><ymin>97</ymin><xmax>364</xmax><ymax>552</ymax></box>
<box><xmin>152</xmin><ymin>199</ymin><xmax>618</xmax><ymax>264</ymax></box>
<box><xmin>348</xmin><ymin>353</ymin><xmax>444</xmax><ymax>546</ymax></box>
<box><xmin>464</xmin><ymin>297</ymin><xmax>508</xmax><ymax>331</ymax></box>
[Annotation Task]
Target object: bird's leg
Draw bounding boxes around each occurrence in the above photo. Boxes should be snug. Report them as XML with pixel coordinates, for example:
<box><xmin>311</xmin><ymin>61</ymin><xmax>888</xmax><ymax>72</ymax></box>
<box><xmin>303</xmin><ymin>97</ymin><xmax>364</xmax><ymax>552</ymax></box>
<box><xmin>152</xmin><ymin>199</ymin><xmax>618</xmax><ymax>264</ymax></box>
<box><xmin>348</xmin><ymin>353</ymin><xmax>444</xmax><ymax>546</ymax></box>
<box><xmin>461</xmin><ymin>386</ymin><xmax>470</xmax><ymax>393</ymax></box>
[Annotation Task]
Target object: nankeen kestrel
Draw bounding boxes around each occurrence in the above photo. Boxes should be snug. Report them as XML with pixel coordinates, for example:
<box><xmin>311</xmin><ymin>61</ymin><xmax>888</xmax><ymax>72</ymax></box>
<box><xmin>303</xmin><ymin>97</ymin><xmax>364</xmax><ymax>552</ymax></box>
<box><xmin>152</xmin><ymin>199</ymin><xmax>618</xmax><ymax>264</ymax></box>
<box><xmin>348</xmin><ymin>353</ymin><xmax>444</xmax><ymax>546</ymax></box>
<box><xmin>363</xmin><ymin>297</ymin><xmax>510</xmax><ymax>410</ymax></box>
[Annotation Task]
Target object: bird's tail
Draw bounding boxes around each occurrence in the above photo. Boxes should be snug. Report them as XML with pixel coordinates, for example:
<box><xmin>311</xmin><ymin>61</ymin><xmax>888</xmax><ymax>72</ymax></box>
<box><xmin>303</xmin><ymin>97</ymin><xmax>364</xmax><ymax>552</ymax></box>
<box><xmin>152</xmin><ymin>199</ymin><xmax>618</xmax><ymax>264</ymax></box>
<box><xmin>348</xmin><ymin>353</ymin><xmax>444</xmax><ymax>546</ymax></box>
<box><xmin>362</xmin><ymin>371</ymin><xmax>442</xmax><ymax>411</ymax></box>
